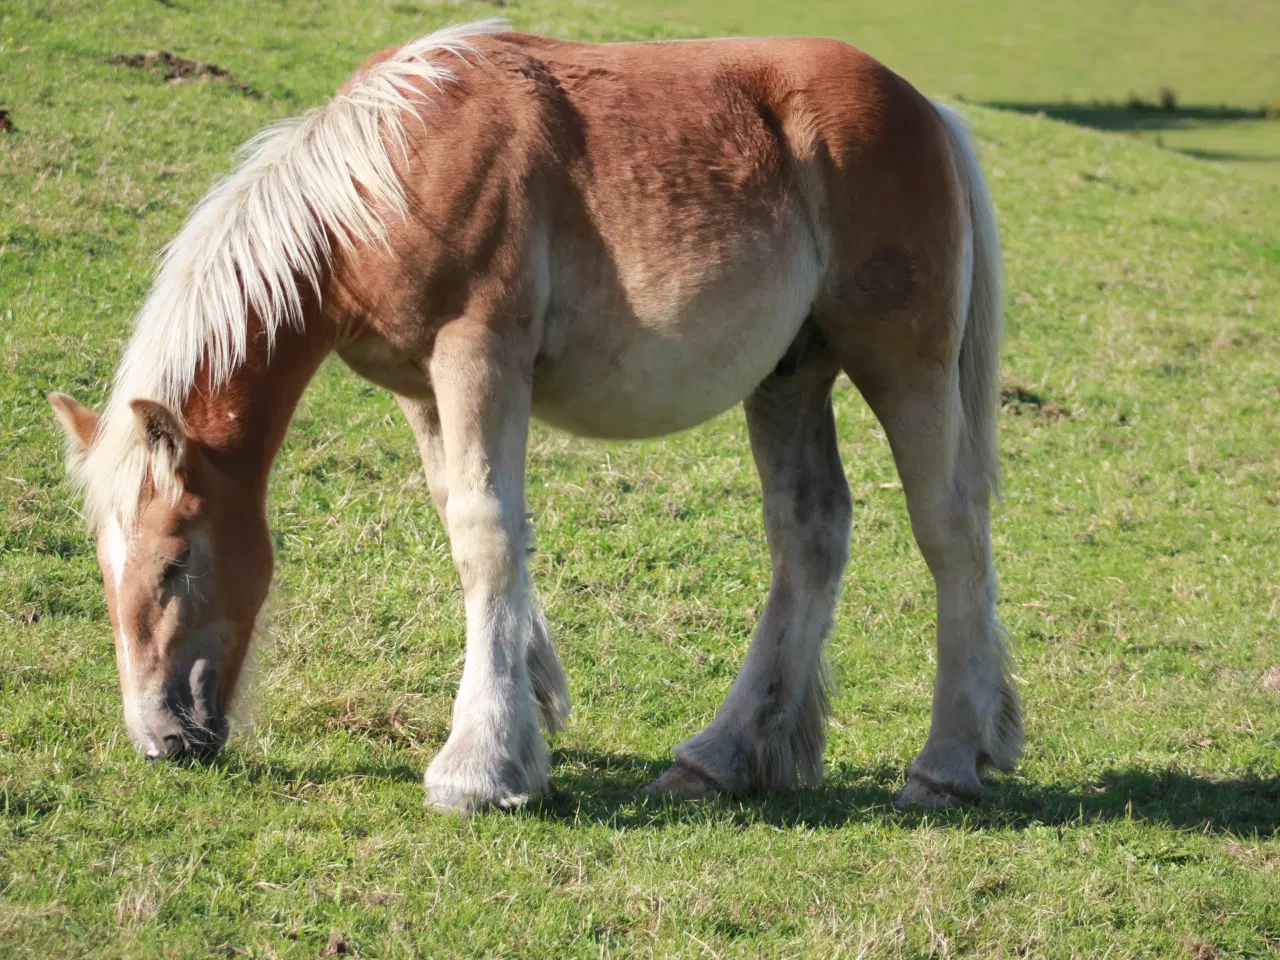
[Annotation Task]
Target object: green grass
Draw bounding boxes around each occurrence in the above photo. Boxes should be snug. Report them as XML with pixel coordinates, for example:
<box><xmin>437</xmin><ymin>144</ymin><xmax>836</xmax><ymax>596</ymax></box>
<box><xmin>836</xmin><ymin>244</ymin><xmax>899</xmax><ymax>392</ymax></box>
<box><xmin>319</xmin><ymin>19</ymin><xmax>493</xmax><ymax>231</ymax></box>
<box><xmin>633</xmin><ymin>0</ymin><xmax>1280</xmax><ymax>181</ymax></box>
<box><xmin>2</xmin><ymin>0</ymin><xmax>1280</xmax><ymax>956</ymax></box>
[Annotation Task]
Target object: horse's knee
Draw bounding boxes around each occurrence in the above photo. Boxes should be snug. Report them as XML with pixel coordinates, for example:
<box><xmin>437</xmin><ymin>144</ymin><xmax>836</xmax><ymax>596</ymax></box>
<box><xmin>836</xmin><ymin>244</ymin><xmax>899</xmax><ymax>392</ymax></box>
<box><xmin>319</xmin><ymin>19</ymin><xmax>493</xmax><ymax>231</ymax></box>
<box><xmin>446</xmin><ymin>493</ymin><xmax>521</xmax><ymax>593</ymax></box>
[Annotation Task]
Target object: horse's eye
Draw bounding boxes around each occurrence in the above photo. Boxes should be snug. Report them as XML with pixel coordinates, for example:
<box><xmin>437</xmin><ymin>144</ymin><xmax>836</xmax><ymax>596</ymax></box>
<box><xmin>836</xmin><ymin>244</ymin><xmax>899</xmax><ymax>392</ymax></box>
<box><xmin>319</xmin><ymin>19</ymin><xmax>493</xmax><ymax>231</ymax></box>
<box><xmin>162</xmin><ymin>548</ymin><xmax>191</xmax><ymax>582</ymax></box>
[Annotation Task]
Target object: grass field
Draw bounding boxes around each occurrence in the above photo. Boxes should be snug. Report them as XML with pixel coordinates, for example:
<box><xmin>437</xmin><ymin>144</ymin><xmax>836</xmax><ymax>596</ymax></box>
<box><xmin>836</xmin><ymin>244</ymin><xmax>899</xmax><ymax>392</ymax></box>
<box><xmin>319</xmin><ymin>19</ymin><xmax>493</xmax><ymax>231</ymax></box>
<box><xmin>2</xmin><ymin>0</ymin><xmax>1279</xmax><ymax>957</ymax></box>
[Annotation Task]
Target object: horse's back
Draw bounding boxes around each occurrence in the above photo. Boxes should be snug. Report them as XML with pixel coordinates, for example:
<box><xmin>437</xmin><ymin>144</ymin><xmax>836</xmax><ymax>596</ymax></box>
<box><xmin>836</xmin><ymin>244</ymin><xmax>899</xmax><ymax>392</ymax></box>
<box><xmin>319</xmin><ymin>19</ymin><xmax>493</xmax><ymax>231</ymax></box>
<box><xmin>475</xmin><ymin>32</ymin><xmax>962</xmax><ymax>327</ymax></box>
<box><xmin>342</xmin><ymin>31</ymin><xmax>962</xmax><ymax>437</ymax></box>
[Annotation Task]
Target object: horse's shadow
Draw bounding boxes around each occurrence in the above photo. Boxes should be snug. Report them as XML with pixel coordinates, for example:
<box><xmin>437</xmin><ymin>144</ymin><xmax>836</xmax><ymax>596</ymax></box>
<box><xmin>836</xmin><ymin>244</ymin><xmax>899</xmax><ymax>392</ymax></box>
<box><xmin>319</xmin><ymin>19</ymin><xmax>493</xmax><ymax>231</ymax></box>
<box><xmin>531</xmin><ymin>747</ymin><xmax>1280</xmax><ymax>838</ymax></box>
<box><xmin>207</xmin><ymin>746</ymin><xmax>1279</xmax><ymax>838</ymax></box>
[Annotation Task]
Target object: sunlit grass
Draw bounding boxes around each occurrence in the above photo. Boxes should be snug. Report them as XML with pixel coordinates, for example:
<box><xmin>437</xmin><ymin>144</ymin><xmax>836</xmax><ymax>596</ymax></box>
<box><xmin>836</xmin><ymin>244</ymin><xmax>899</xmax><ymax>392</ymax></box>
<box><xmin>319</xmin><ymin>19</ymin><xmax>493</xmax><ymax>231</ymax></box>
<box><xmin>1</xmin><ymin>1</ymin><xmax>1278</xmax><ymax>956</ymax></box>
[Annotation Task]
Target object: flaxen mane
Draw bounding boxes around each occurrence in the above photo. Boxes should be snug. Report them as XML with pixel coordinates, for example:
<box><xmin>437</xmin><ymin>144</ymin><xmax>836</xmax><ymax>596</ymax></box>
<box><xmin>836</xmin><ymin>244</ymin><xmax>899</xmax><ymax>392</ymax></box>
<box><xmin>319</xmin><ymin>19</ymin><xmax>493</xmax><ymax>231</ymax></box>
<box><xmin>72</xmin><ymin>19</ymin><xmax>507</xmax><ymax>526</ymax></box>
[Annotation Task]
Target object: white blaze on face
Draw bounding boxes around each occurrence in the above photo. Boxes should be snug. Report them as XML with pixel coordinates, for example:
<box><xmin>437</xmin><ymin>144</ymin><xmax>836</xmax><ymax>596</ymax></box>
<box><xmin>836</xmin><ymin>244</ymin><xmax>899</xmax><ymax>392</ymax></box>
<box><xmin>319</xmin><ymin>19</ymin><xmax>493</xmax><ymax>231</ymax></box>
<box><xmin>103</xmin><ymin>515</ymin><xmax>136</xmax><ymax>681</ymax></box>
<box><xmin>105</xmin><ymin>514</ymin><xmax>127</xmax><ymax>592</ymax></box>
<box><xmin>103</xmin><ymin>514</ymin><xmax>151</xmax><ymax>749</ymax></box>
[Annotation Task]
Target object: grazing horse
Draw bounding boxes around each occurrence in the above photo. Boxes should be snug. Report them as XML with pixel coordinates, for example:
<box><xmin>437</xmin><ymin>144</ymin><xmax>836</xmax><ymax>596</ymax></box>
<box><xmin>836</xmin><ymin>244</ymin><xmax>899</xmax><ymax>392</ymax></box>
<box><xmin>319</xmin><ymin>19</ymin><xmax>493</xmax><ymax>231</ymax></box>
<box><xmin>50</xmin><ymin>20</ymin><xmax>1022</xmax><ymax>814</ymax></box>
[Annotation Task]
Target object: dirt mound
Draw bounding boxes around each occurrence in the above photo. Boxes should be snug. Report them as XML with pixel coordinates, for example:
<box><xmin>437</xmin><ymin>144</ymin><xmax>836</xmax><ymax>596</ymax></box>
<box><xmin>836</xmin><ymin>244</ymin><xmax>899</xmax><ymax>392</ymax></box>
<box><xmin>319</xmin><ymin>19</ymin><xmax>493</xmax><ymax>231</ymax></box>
<box><xmin>107</xmin><ymin>51</ymin><xmax>258</xmax><ymax>97</ymax></box>
<box><xmin>1001</xmin><ymin>383</ymin><xmax>1070</xmax><ymax>419</ymax></box>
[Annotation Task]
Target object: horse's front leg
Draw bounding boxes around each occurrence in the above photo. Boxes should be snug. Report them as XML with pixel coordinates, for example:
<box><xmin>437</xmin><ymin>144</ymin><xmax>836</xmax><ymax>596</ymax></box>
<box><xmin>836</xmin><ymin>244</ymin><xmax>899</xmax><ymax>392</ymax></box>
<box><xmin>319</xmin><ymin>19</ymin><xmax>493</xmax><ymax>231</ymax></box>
<box><xmin>421</xmin><ymin>325</ymin><xmax>547</xmax><ymax>814</ymax></box>
<box><xmin>397</xmin><ymin>395</ymin><xmax>569</xmax><ymax>735</ymax></box>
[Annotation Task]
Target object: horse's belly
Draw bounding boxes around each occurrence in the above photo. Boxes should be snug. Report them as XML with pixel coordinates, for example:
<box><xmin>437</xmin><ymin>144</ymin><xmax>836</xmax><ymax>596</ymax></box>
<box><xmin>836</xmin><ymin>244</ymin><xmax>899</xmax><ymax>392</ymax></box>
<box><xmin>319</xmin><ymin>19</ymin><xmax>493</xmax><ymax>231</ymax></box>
<box><xmin>530</xmin><ymin>285</ymin><xmax>813</xmax><ymax>440</ymax></box>
<box><xmin>529</xmin><ymin>166</ymin><xmax>825</xmax><ymax>439</ymax></box>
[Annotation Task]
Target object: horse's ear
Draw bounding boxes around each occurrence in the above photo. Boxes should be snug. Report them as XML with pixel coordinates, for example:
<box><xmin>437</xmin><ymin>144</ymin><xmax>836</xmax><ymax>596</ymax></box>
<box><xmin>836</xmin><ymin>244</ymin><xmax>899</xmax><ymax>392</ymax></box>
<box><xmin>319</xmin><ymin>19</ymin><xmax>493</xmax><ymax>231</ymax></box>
<box><xmin>48</xmin><ymin>392</ymin><xmax>101</xmax><ymax>461</ymax></box>
<box><xmin>129</xmin><ymin>399</ymin><xmax>189</xmax><ymax>476</ymax></box>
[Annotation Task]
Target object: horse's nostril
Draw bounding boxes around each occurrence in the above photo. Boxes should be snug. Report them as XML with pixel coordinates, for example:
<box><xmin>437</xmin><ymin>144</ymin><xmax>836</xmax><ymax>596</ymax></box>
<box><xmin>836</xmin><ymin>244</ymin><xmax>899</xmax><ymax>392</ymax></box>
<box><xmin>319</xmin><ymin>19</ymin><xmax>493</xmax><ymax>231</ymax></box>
<box><xmin>144</xmin><ymin>733</ymin><xmax>185</xmax><ymax>760</ymax></box>
<box><xmin>139</xmin><ymin>716</ymin><xmax>226</xmax><ymax>762</ymax></box>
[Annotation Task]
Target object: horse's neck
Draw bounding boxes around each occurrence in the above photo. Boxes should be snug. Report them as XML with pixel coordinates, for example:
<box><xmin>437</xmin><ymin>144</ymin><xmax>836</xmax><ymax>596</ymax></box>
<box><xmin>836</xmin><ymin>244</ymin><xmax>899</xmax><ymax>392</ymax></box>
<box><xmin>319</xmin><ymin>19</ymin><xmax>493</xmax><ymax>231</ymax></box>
<box><xmin>181</xmin><ymin>309</ymin><xmax>335</xmax><ymax>495</ymax></box>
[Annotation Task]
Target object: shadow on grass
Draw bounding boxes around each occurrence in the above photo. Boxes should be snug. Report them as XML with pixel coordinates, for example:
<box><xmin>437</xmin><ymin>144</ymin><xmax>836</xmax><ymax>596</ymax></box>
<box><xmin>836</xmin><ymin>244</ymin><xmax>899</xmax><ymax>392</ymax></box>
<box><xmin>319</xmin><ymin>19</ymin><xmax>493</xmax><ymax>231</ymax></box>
<box><xmin>980</xmin><ymin>100</ymin><xmax>1280</xmax><ymax>163</ymax></box>
<box><xmin>529</xmin><ymin>748</ymin><xmax>1280</xmax><ymax>838</ymax></box>
<box><xmin>180</xmin><ymin>746</ymin><xmax>1278</xmax><ymax>838</ymax></box>
<box><xmin>1178</xmin><ymin>147</ymin><xmax>1280</xmax><ymax>163</ymax></box>
<box><xmin>207</xmin><ymin>754</ymin><xmax>425</xmax><ymax>786</ymax></box>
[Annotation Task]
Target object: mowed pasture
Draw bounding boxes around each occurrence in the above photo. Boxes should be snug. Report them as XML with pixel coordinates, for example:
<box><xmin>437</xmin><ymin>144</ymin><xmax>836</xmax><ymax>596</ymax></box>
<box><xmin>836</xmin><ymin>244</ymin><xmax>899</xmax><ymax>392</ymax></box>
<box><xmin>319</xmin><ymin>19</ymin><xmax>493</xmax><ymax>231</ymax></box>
<box><xmin>1</xmin><ymin>1</ymin><xmax>1279</xmax><ymax>957</ymax></box>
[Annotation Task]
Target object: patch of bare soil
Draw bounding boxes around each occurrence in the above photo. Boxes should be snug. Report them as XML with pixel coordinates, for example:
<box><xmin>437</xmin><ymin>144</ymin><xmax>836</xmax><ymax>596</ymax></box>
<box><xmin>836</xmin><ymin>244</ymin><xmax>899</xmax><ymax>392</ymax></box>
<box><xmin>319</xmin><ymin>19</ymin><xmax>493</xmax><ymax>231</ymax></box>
<box><xmin>0</xmin><ymin>109</ymin><xmax>15</xmax><ymax>133</ymax></box>
<box><xmin>321</xmin><ymin>933</ymin><xmax>351</xmax><ymax>956</ymax></box>
<box><xmin>1185</xmin><ymin>941</ymin><xmax>1222</xmax><ymax>960</ymax></box>
<box><xmin>318</xmin><ymin>695</ymin><xmax>440</xmax><ymax>747</ymax></box>
<box><xmin>1001</xmin><ymin>383</ymin><xmax>1071</xmax><ymax>419</ymax></box>
<box><xmin>107</xmin><ymin>51</ymin><xmax>258</xmax><ymax>97</ymax></box>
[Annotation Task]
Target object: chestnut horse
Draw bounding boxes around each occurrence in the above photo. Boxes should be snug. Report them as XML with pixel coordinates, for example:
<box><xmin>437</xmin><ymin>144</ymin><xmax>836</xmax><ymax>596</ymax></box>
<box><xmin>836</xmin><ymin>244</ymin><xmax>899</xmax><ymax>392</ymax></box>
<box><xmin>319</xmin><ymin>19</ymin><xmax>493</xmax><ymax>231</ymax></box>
<box><xmin>50</xmin><ymin>21</ymin><xmax>1021</xmax><ymax>813</ymax></box>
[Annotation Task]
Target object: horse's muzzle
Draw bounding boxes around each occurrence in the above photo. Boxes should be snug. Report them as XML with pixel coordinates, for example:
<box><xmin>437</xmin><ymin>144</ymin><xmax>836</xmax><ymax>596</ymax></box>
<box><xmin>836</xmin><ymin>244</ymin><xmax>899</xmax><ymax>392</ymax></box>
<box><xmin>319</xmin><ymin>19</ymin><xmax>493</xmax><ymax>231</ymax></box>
<box><xmin>133</xmin><ymin>659</ymin><xmax>229</xmax><ymax>760</ymax></box>
<box><xmin>140</xmin><ymin>714</ymin><xmax>229</xmax><ymax>760</ymax></box>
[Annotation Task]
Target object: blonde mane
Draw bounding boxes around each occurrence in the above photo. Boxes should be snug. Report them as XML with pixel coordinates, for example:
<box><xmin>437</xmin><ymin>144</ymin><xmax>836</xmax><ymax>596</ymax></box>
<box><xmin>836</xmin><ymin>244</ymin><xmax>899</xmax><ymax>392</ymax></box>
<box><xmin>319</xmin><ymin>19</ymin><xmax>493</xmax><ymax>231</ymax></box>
<box><xmin>74</xmin><ymin>19</ymin><xmax>507</xmax><ymax>526</ymax></box>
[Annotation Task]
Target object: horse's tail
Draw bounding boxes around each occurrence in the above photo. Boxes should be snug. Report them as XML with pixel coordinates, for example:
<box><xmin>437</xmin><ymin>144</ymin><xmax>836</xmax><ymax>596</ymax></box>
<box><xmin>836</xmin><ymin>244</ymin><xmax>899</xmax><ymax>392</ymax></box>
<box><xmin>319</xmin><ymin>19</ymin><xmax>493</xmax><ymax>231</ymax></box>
<box><xmin>934</xmin><ymin>102</ymin><xmax>1003</xmax><ymax>497</ymax></box>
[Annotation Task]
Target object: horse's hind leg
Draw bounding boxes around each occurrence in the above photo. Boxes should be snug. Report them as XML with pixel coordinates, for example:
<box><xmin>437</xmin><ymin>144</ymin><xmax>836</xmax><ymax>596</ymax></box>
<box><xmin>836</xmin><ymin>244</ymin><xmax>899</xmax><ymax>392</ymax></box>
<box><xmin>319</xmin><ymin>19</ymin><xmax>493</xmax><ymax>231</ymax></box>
<box><xmin>846</xmin><ymin>358</ymin><xmax>1022</xmax><ymax>808</ymax></box>
<box><xmin>648</xmin><ymin>326</ymin><xmax>851</xmax><ymax>797</ymax></box>
<box><xmin>396</xmin><ymin>395</ymin><xmax>570</xmax><ymax>735</ymax></box>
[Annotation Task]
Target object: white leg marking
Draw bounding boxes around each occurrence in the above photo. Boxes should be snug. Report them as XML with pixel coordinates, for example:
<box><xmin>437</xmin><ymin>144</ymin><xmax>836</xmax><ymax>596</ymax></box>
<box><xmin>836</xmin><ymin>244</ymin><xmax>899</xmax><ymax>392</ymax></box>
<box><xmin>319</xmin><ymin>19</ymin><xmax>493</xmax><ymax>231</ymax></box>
<box><xmin>422</xmin><ymin>336</ymin><xmax>548</xmax><ymax>815</ymax></box>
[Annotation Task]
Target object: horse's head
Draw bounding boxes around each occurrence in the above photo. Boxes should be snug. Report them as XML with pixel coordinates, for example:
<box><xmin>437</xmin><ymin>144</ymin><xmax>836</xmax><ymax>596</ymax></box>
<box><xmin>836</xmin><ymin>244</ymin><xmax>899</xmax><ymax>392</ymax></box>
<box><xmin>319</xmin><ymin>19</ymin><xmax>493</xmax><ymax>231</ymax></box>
<box><xmin>49</xmin><ymin>392</ymin><xmax>272</xmax><ymax>760</ymax></box>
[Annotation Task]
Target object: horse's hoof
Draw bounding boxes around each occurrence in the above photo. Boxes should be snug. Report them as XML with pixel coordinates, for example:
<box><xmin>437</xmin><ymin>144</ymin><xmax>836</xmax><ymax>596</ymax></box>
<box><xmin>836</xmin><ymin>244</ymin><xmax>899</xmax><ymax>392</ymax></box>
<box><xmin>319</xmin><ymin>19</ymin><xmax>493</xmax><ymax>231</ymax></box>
<box><xmin>893</xmin><ymin>772</ymin><xmax>982</xmax><ymax>810</ymax></box>
<box><xmin>644</xmin><ymin>762</ymin><xmax>722</xmax><ymax>800</ymax></box>
<box><xmin>424</xmin><ymin>749</ymin><xmax>548</xmax><ymax>816</ymax></box>
<box><xmin>425</xmin><ymin>779</ymin><xmax>535</xmax><ymax>816</ymax></box>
